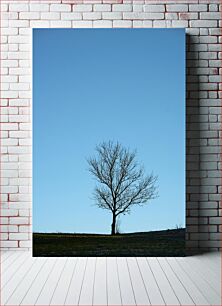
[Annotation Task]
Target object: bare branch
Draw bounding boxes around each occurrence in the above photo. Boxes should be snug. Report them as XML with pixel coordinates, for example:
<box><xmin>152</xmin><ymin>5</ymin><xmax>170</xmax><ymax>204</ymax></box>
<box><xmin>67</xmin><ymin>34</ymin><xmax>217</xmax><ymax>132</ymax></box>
<box><xmin>87</xmin><ymin>141</ymin><xmax>158</xmax><ymax>234</ymax></box>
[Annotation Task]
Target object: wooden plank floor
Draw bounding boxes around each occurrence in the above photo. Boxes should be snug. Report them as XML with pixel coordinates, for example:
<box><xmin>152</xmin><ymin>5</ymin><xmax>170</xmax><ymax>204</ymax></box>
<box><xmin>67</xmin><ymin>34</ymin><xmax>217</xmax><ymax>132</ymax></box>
<box><xmin>0</xmin><ymin>251</ymin><xmax>221</xmax><ymax>306</ymax></box>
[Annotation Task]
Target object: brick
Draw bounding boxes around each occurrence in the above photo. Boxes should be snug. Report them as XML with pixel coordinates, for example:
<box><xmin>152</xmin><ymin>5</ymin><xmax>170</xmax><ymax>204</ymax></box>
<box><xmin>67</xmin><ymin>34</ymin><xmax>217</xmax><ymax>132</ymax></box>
<box><xmin>200</xmin><ymin>202</ymin><xmax>218</xmax><ymax>209</ymax></box>
<box><xmin>50</xmin><ymin>21</ymin><xmax>72</xmax><ymax>28</ymax></box>
<box><xmin>153</xmin><ymin>20</ymin><xmax>172</xmax><ymax>28</ymax></box>
<box><xmin>9</xmin><ymin>155</ymin><xmax>19</xmax><ymax>162</ymax></box>
<box><xmin>209</xmin><ymin>113</ymin><xmax>218</xmax><ymax>122</ymax></box>
<box><xmin>72</xmin><ymin>21</ymin><xmax>93</xmax><ymax>28</ymax></box>
<box><xmin>209</xmin><ymin>60</ymin><xmax>221</xmax><ymax>68</ymax></box>
<box><xmin>19</xmin><ymin>210</ymin><xmax>30</xmax><ymax>217</ymax></box>
<box><xmin>201</xmin><ymin>154</ymin><xmax>220</xmax><ymax>162</ymax></box>
<box><xmin>1</xmin><ymin>161</ymin><xmax>19</xmax><ymax>170</ymax></box>
<box><xmin>19</xmin><ymin>107</ymin><xmax>31</xmax><ymax>115</ymax></box>
<box><xmin>209</xmin><ymin>75</ymin><xmax>221</xmax><ymax>83</ymax></box>
<box><xmin>0</xmin><ymin>177</ymin><xmax>9</xmax><ymax>185</ymax></box>
<box><xmin>0</xmin><ymin>217</ymin><xmax>9</xmax><ymax>226</ymax></box>
<box><xmin>9</xmin><ymin>115</ymin><xmax>29</xmax><ymax>123</ymax></box>
<box><xmin>186</xmin><ymin>218</ymin><xmax>199</xmax><ymax>225</ymax></box>
<box><xmin>19</xmin><ymin>161</ymin><xmax>31</xmax><ymax>170</ymax></box>
<box><xmin>172</xmin><ymin>20</ymin><xmax>188</xmax><ymax>28</ymax></box>
<box><xmin>2</xmin><ymin>170</ymin><xmax>18</xmax><ymax>178</ymax></box>
<box><xmin>50</xmin><ymin>4</ymin><xmax>71</xmax><ymax>12</ymax></box>
<box><xmin>102</xmin><ymin>12</ymin><xmax>122</xmax><ymax>19</ymax></box>
<box><xmin>0</xmin><ymin>72</ymin><xmax>8</xmax><ymax>81</ymax></box>
<box><xmin>199</xmin><ymin>52</ymin><xmax>217</xmax><ymax>59</ymax></box>
<box><xmin>210</xmin><ymin>123</ymin><xmax>221</xmax><ymax>130</ymax></box>
<box><xmin>19</xmin><ymin>186</ymin><xmax>31</xmax><ymax>193</ymax></box>
<box><xmin>209</xmin><ymin>217</ymin><xmax>221</xmax><ymax>225</ymax></box>
<box><xmin>189</xmin><ymin>4</ymin><xmax>207</xmax><ymax>11</ymax></box>
<box><xmin>10</xmin><ymin>82</ymin><xmax>29</xmax><ymax>91</ymax></box>
<box><xmin>30</xmin><ymin>4</ymin><xmax>49</xmax><ymax>12</ymax></box>
<box><xmin>8</xmin><ymin>202</ymin><xmax>31</xmax><ymax>211</ymax></box>
<box><xmin>83</xmin><ymin>12</ymin><xmax>102</xmax><ymax>20</ymax></box>
<box><xmin>165</xmin><ymin>13</ymin><xmax>178</xmax><ymax>20</ymax></box>
<box><xmin>9</xmin><ymin>99</ymin><xmax>29</xmax><ymax>107</ymax></box>
<box><xmin>19</xmin><ymin>226</ymin><xmax>30</xmax><ymax>233</ymax></box>
<box><xmin>73</xmin><ymin>4</ymin><xmax>92</xmax><ymax>12</ymax></box>
<box><xmin>10</xmin><ymin>194</ymin><xmax>31</xmax><ymax>203</ymax></box>
<box><xmin>18</xmin><ymin>170</ymin><xmax>32</xmax><ymax>178</ymax></box>
<box><xmin>1</xmin><ymin>113</ymin><xmax>9</xmax><ymax>122</ymax></box>
<box><xmin>1</xmin><ymin>28</ymin><xmax>18</xmax><ymax>36</ymax></box>
<box><xmin>209</xmin><ymin>4</ymin><xmax>219</xmax><ymax>11</ymax></box>
<box><xmin>2</xmin><ymin>60</ymin><xmax>18</xmax><ymax>68</ymax></box>
<box><xmin>19</xmin><ymin>155</ymin><xmax>32</xmax><ymax>162</ymax></box>
<box><xmin>9</xmin><ymin>4</ymin><xmax>28</xmax><ymax>12</ymax></box>
<box><xmin>199</xmin><ymin>225</ymin><xmax>218</xmax><ymax>233</ymax></box>
<box><xmin>123</xmin><ymin>12</ymin><xmax>164</xmax><ymax>19</ymax></box>
<box><xmin>112</xmin><ymin>4</ymin><xmax>132</xmax><ymax>11</ymax></box>
<box><xmin>208</xmin><ymin>44</ymin><xmax>221</xmax><ymax>52</ymax></box>
<box><xmin>0</xmin><ymin>225</ymin><xmax>18</xmax><ymax>233</ymax></box>
<box><xmin>210</xmin><ymin>233</ymin><xmax>221</xmax><ymax>240</ymax></box>
<box><xmin>93</xmin><ymin>20</ymin><xmax>112</xmax><ymax>28</ymax></box>
<box><xmin>199</xmin><ymin>36</ymin><xmax>217</xmax><ymax>44</ymax></box>
<box><xmin>113</xmin><ymin>20</ymin><xmax>132</xmax><ymax>28</ymax></box>
<box><xmin>2</xmin><ymin>123</ymin><xmax>18</xmax><ymax>131</ymax></box>
<box><xmin>9</xmin><ymin>233</ymin><xmax>29</xmax><ymax>240</ymax></box>
<box><xmin>189</xmin><ymin>20</ymin><xmax>218</xmax><ymax>28</ymax></box>
<box><xmin>133</xmin><ymin>5</ymin><xmax>143</xmax><ymax>12</ymax></box>
<box><xmin>187</xmin><ymin>225</ymin><xmax>198</xmax><ymax>232</ymax></box>
<box><xmin>142</xmin><ymin>20</ymin><xmax>153</xmax><ymax>28</ymax></box>
<box><xmin>2</xmin><ymin>75</ymin><xmax>18</xmax><ymax>83</ymax></box>
<box><xmin>93</xmin><ymin>4</ymin><xmax>111</xmax><ymax>11</ymax></box>
<box><xmin>19</xmin><ymin>12</ymin><xmax>40</xmax><ymax>20</ymax></box>
<box><xmin>200</xmin><ymin>162</ymin><xmax>217</xmax><ymax>170</ymax></box>
<box><xmin>209</xmin><ymin>28</ymin><xmax>221</xmax><ymax>35</ymax></box>
<box><xmin>199</xmin><ymin>209</ymin><xmax>218</xmax><ymax>217</ymax></box>
<box><xmin>190</xmin><ymin>233</ymin><xmax>209</xmax><ymax>240</ymax></box>
<box><xmin>41</xmin><ymin>12</ymin><xmax>60</xmax><ymax>20</ymax></box>
<box><xmin>8</xmin><ymin>44</ymin><xmax>18</xmax><ymax>52</ymax></box>
<box><xmin>132</xmin><ymin>20</ymin><xmax>142</xmax><ymax>27</ymax></box>
<box><xmin>0</xmin><ymin>241</ymin><xmax>18</xmax><ymax>248</ymax></box>
<box><xmin>1</xmin><ymin>209</ymin><xmax>18</xmax><ymax>217</ymax></box>
<box><xmin>200</xmin><ymin>12</ymin><xmax>221</xmax><ymax>19</ymax></box>
<box><xmin>8</xmin><ymin>146</ymin><xmax>31</xmax><ymax>154</ymax></box>
<box><xmin>1</xmin><ymin>138</ymin><xmax>18</xmax><ymax>146</ymax></box>
<box><xmin>9</xmin><ymin>217</ymin><xmax>29</xmax><ymax>225</ymax></box>
<box><xmin>179</xmin><ymin>13</ymin><xmax>198</xmax><ymax>20</ymax></box>
<box><xmin>19</xmin><ymin>75</ymin><xmax>31</xmax><ymax>83</ymax></box>
<box><xmin>166</xmin><ymin>5</ymin><xmax>188</xmax><ymax>12</ymax></box>
<box><xmin>19</xmin><ymin>241</ymin><xmax>31</xmax><ymax>248</ymax></box>
<box><xmin>30</xmin><ymin>21</ymin><xmax>50</xmax><ymax>28</ymax></box>
<box><xmin>9</xmin><ymin>20</ymin><xmax>29</xmax><ymax>28</ymax></box>
<box><xmin>1</xmin><ymin>91</ymin><xmax>18</xmax><ymax>99</ymax></box>
<box><xmin>61</xmin><ymin>13</ymin><xmax>82</xmax><ymax>20</ymax></box>
<box><xmin>9</xmin><ymin>68</ymin><xmax>30</xmax><ymax>75</ymax></box>
<box><xmin>143</xmin><ymin>5</ymin><xmax>165</xmax><ymax>12</ymax></box>
<box><xmin>199</xmin><ymin>28</ymin><xmax>209</xmax><ymax>36</ymax></box>
<box><xmin>10</xmin><ymin>131</ymin><xmax>30</xmax><ymax>138</ymax></box>
<box><xmin>1</xmin><ymin>4</ymin><xmax>8</xmax><ymax>12</ymax></box>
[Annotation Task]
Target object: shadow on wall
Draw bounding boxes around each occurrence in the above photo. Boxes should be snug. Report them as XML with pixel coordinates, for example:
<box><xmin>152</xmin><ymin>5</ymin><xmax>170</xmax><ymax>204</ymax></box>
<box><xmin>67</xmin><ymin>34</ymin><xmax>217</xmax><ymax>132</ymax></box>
<box><xmin>186</xmin><ymin>33</ymin><xmax>201</xmax><ymax>255</ymax></box>
<box><xmin>186</xmin><ymin>33</ymin><xmax>219</xmax><ymax>255</ymax></box>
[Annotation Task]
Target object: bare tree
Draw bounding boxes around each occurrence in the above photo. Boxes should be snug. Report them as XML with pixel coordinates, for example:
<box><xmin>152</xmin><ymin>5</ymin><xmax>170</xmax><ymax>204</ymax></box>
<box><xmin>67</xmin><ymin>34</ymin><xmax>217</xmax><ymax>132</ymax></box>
<box><xmin>87</xmin><ymin>141</ymin><xmax>158</xmax><ymax>235</ymax></box>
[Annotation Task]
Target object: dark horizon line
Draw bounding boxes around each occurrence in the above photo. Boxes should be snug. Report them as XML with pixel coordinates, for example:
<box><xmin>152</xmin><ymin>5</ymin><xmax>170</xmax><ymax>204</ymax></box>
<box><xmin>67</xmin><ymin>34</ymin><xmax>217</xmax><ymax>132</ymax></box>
<box><xmin>33</xmin><ymin>227</ymin><xmax>185</xmax><ymax>235</ymax></box>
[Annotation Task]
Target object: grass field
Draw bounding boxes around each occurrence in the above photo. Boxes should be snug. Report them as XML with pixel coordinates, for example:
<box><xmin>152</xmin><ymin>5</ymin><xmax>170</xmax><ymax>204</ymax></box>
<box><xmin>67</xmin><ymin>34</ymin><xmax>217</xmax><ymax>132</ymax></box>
<box><xmin>33</xmin><ymin>228</ymin><xmax>185</xmax><ymax>257</ymax></box>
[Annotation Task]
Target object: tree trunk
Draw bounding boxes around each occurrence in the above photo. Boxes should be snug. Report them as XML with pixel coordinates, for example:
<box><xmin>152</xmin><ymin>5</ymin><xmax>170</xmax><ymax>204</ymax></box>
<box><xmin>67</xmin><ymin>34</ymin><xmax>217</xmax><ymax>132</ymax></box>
<box><xmin>111</xmin><ymin>213</ymin><xmax>116</xmax><ymax>235</ymax></box>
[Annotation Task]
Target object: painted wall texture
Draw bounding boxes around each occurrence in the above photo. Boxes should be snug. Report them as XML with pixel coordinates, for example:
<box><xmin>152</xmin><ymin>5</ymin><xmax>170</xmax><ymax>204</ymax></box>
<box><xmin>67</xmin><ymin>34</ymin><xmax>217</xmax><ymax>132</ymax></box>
<box><xmin>0</xmin><ymin>0</ymin><xmax>221</xmax><ymax>253</ymax></box>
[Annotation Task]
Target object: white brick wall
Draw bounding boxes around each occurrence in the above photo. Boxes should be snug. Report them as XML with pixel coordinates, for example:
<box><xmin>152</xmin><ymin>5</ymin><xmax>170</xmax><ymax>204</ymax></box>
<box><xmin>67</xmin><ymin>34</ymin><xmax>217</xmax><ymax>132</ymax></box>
<box><xmin>0</xmin><ymin>0</ymin><xmax>221</xmax><ymax>253</ymax></box>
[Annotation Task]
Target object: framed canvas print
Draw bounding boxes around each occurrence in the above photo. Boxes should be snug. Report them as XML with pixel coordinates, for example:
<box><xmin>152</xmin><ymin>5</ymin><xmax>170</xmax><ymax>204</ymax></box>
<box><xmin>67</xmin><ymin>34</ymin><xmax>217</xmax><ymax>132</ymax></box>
<box><xmin>33</xmin><ymin>29</ymin><xmax>185</xmax><ymax>257</ymax></box>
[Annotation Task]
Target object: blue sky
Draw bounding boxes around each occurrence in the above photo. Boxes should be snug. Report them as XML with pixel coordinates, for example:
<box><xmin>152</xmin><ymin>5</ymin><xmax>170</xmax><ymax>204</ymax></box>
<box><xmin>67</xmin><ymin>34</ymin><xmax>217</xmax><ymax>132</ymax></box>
<box><xmin>33</xmin><ymin>29</ymin><xmax>185</xmax><ymax>234</ymax></box>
